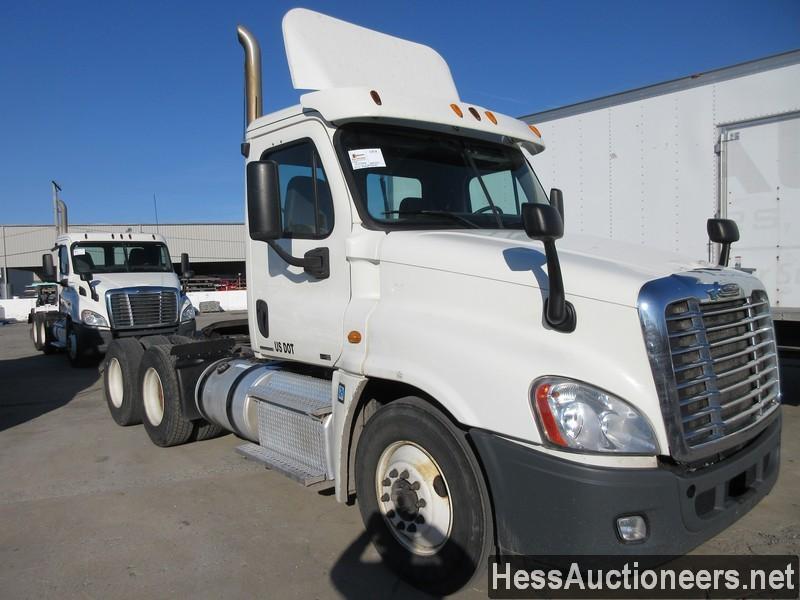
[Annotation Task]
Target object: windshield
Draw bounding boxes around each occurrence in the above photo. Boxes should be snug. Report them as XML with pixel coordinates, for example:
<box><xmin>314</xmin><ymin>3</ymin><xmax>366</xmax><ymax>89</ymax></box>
<box><xmin>337</xmin><ymin>124</ymin><xmax>549</xmax><ymax>229</ymax></box>
<box><xmin>71</xmin><ymin>242</ymin><xmax>173</xmax><ymax>274</ymax></box>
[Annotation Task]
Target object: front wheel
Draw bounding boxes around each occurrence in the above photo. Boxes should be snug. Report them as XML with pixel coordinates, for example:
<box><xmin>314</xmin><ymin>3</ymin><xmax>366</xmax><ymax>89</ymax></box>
<box><xmin>355</xmin><ymin>397</ymin><xmax>493</xmax><ymax>595</ymax></box>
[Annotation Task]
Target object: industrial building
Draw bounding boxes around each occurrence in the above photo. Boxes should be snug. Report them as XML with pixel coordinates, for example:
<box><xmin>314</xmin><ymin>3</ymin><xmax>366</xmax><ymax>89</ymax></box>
<box><xmin>0</xmin><ymin>222</ymin><xmax>246</xmax><ymax>298</ymax></box>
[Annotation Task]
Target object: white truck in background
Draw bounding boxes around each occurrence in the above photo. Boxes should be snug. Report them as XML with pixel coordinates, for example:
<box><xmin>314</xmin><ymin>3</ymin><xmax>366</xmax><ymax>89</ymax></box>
<box><xmin>101</xmin><ymin>10</ymin><xmax>783</xmax><ymax>594</ymax></box>
<box><xmin>523</xmin><ymin>51</ymin><xmax>800</xmax><ymax>326</ymax></box>
<box><xmin>34</xmin><ymin>231</ymin><xmax>197</xmax><ymax>367</ymax></box>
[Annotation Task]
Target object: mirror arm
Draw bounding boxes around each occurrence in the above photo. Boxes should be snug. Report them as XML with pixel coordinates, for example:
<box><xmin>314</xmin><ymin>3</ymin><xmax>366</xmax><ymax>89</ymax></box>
<box><xmin>541</xmin><ymin>241</ymin><xmax>576</xmax><ymax>333</ymax></box>
<box><xmin>266</xmin><ymin>241</ymin><xmax>329</xmax><ymax>280</ymax></box>
<box><xmin>718</xmin><ymin>243</ymin><xmax>731</xmax><ymax>267</ymax></box>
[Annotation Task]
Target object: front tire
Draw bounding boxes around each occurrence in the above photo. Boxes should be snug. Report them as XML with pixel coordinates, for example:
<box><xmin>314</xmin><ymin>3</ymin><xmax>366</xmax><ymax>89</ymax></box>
<box><xmin>139</xmin><ymin>345</ymin><xmax>194</xmax><ymax>447</ymax></box>
<box><xmin>104</xmin><ymin>338</ymin><xmax>145</xmax><ymax>426</ymax></box>
<box><xmin>66</xmin><ymin>322</ymin><xmax>93</xmax><ymax>367</ymax></box>
<box><xmin>355</xmin><ymin>397</ymin><xmax>493</xmax><ymax>595</ymax></box>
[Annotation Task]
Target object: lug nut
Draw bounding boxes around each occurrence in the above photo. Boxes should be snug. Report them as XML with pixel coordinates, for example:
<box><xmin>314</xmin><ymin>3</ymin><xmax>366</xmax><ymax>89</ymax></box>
<box><xmin>416</xmin><ymin>499</ymin><xmax>426</xmax><ymax>508</ymax></box>
<box><xmin>381</xmin><ymin>493</ymin><xmax>390</xmax><ymax>502</ymax></box>
<box><xmin>415</xmin><ymin>515</ymin><xmax>425</xmax><ymax>524</ymax></box>
<box><xmin>411</xmin><ymin>481</ymin><xmax>420</xmax><ymax>491</ymax></box>
<box><xmin>382</xmin><ymin>478</ymin><xmax>391</xmax><ymax>487</ymax></box>
<box><xmin>407</xmin><ymin>524</ymin><xmax>417</xmax><ymax>533</ymax></box>
<box><xmin>386</xmin><ymin>509</ymin><xmax>395</xmax><ymax>519</ymax></box>
<box><xmin>389</xmin><ymin>469</ymin><xmax>398</xmax><ymax>478</ymax></box>
<box><xmin>397</xmin><ymin>522</ymin><xmax>405</xmax><ymax>531</ymax></box>
<box><xmin>400</xmin><ymin>470</ymin><xmax>409</xmax><ymax>480</ymax></box>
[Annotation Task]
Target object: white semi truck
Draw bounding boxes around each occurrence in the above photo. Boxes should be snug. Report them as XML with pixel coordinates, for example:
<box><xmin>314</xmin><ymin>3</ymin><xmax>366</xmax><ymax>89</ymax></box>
<box><xmin>102</xmin><ymin>10</ymin><xmax>783</xmax><ymax>593</ymax></box>
<box><xmin>34</xmin><ymin>231</ymin><xmax>197</xmax><ymax>367</ymax></box>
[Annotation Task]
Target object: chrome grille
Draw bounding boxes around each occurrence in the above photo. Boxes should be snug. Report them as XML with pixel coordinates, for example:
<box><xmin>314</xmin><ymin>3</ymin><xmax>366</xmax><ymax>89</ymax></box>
<box><xmin>665</xmin><ymin>290</ymin><xmax>780</xmax><ymax>450</ymax></box>
<box><xmin>107</xmin><ymin>288</ymin><xmax>178</xmax><ymax>328</ymax></box>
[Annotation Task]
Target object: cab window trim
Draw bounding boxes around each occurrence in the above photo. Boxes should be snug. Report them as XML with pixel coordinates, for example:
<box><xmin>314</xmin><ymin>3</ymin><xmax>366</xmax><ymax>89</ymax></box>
<box><xmin>259</xmin><ymin>137</ymin><xmax>335</xmax><ymax>241</ymax></box>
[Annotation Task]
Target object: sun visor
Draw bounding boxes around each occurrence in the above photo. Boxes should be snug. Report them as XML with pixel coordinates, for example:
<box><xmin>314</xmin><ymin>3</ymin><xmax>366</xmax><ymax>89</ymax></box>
<box><xmin>282</xmin><ymin>8</ymin><xmax>459</xmax><ymax>101</ymax></box>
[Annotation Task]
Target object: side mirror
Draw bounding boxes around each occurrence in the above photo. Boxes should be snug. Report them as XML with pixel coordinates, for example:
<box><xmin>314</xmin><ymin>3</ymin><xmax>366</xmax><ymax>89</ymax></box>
<box><xmin>707</xmin><ymin>218</ymin><xmax>739</xmax><ymax>267</ymax></box>
<box><xmin>549</xmin><ymin>188</ymin><xmax>564</xmax><ymax>224</ymax></box>
<box><xmin>247</xmin><ymin>160</ymin><xmax>282</xmax><ymax>242</ymax></box>
<box><xmin>42</xmin><ymin>253</ymin><xmax>56</xmax><ymax>282</ymax></box>
<box><xmin>180</xmin><ymin>253</ymin><xmax>194</xmax><ymax>280</ymax></box>
<box><xmin>79</xmin><ymin>272</ymin><xmax>93</xmax><ymax>283</ymax></box>
<box><xmin>522</xmin><ymin>203</ymin><xmax>576</xmax><ymax>333</ymax></box>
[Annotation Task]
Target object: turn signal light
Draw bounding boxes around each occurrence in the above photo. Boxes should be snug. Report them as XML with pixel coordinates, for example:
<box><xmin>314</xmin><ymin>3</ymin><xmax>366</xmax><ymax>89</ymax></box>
<box><xmin>533</xmin><ymin>383</ymin><xmax>566</xmax><ymax>446</ymax></box>
<box><xmin>347</xmin><ymin>330</ymin><xmax>362</xmax><ymax>344</ymax></box>
<box><xmin>450</xmin><ymin>103</ymin><xmax>463</xmax><ymax>118</ymax></box>
<box><xmin>528</xmin><ymin>124</ymin><xmax>542</xmax><ymax>138</ymax></box>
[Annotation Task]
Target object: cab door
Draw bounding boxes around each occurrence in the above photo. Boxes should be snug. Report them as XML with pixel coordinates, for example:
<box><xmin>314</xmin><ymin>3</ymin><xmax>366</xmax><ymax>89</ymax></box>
<box><xmin>246</xmin><ymin>120</ymin><xmax>352</xmax><ymax>366</ymax></box>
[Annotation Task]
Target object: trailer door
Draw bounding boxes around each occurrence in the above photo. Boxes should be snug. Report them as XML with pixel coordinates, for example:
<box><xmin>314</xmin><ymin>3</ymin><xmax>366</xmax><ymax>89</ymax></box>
<box><xmin>721</xmin><ymin>112</ymin><xmax>800</xmax><ymax>320</ymax></box>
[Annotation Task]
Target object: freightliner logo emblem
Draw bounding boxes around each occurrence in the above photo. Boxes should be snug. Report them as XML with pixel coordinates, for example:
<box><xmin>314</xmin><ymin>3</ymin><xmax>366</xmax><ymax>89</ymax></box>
<box><xmin>707</xmin><ymin>283</ymin><xmax>741</xmax><ymax>301</ymax></box>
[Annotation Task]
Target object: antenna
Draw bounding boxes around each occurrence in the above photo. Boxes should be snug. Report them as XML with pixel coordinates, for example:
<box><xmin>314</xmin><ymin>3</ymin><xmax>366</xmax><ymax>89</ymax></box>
<box><xmin>153</xmin><ymin>193</ymin><xmax>160</xmax><ymax>232</ymax></box>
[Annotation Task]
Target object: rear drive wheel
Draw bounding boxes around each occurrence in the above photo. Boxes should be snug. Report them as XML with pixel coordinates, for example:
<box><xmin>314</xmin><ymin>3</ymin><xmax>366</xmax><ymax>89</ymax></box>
<box><xmin>355</xmin><ymin>397</ymin><xmax>493</xmax><ymax>595</ymax></box>
<box><xmin>139</xmin><ymin>345</ymin><xmax>194</xmax><ymax>447</ymax></box>
<box><xmin>103</xmin><ymin>338</ymin><xmax>145</xmax><ymax>426</ymax></box>
<box><xmin>32</xmin><ymin>314</ymin><xmax>43</xmax><ymax>350</ymax></box>
<box><xmin>40</xmin><ymin>315</ymin><xmax>56</xmax><ymax>354</ymax></box>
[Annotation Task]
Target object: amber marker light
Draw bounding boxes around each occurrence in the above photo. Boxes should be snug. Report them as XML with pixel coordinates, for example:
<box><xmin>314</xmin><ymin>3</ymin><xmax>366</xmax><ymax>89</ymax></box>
<box><xmin>450</xmin><ymin>103</ymin><xmax>463</xmax><ymax>118</ymax></box>
<box><xmin>347</xmin><ymin>331</ymin><xmax>362</xmax><ymax>344</ymax></box>
<box><xmin>528</xmin><ymin>124</ymin><xmax>542</xmax><ymax>138</ymax></box>
<box><xmin>370</xmin><ymin>90</ymin><xmax>382</xmax><ymax>105</ymax></box>
<box><xmin>485</xmin><ymin>111</ymin><xmax>497</xmax><ymax>124</ymax></box>
<box><xmin>468</xmin><ymin>107</ymin><xmax>481</xmax><ymax>120</ymax></box>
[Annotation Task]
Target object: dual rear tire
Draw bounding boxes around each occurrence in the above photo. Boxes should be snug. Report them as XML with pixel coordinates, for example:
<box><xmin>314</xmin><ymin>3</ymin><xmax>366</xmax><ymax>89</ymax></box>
<box><xmin>103</xmin><ymin>337</ymin><xmax>225</xmax><ymax>445</ymax></box>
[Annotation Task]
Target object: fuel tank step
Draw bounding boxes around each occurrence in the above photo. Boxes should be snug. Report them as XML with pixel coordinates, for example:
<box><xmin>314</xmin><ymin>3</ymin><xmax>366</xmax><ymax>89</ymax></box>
<box><xmin>236</xmin><ymin>442</ymin><xmax>327</xmax><ymax>486</ymax></box>
<box><xmin>249</xmin><ymin>371</ymin><xmax>333</xmax><ymax>486</ymax></box>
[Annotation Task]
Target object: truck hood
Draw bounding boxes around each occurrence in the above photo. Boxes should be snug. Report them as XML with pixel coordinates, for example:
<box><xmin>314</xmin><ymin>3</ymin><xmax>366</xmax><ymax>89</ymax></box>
<box><xmin>379</xmin><ymin>230</ymin><xmax>713</xmax><ymax>307</ymax></box>
<box><xmin>88</xmin><ymin>272</ymin><xmax>182</xmax><ymax>297</ymax></box>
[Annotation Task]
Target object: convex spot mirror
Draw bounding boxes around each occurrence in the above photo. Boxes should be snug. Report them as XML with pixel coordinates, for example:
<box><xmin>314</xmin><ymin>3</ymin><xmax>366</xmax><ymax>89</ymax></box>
<box><xmin>247</xmin><ymin>160</ymin><xmax>282</xmax><ymax>242</ymax></box>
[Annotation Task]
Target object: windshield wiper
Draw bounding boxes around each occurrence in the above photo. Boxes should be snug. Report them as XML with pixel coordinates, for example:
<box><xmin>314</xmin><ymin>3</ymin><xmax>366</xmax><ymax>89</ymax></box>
<box><xmin>384</xmin><ymin>210</ymin><xmax>479</xmax><ymax>228</ymax></box>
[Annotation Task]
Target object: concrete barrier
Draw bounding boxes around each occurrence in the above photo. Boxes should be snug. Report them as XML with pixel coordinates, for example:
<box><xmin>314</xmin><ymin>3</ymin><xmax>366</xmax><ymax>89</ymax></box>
<box><xmin>0</xmin><ymin>291</ymin><xmax>246</xmax><ymax>324</ymax></box>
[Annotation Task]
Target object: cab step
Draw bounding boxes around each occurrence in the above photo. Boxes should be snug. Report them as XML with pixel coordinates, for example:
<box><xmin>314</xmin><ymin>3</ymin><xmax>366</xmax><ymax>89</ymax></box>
<box><xmin>237</xmin><ymin>371</ymin><xmax>334</xmax><ymax>487</ymax></box>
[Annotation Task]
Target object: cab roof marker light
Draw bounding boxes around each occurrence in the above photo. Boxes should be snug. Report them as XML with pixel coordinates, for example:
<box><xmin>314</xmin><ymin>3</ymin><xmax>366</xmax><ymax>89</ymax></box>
<box><xmin>468</xmin><ymin>107</ymin><xmax>481</xmax><ymax>120</ymax></box>
<box><xmin>450</xmin><ymin>103</ymin><xmax>463</xmax><ymax>118</ymax></box>
<box><xmin>485</xmin><ymin>110</ymin><xmax>497</xmax><ymax>124</ymax></box>
<box><xmin>528</xmin><ymin>124</ymin><xmax>542</xmax><ymax>138</ymax></box>
<box><xmin>370</xmin><ymin>90</ymin><xmax>382</xmax><ymax>105</ymax></box>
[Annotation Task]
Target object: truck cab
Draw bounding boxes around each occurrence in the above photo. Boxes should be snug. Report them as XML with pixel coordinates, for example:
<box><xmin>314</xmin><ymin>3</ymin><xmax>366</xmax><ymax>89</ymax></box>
<box><xmin>103</xmin><ymin>10</ymin><xmax>783</xmax><ymax>594</ymax></box>
<box><xmin>34</xmin><ymin>231</ymin><xmax>196</xmax><ymax>365</ymax></box>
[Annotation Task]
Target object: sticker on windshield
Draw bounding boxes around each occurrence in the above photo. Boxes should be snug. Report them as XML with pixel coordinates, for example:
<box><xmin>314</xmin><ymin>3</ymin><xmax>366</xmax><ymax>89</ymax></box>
<box><xmin>73</xmin><ymin>248</ymin><xmax>86</xmax><ymax>255</ymax></box>
<box><xmin>348</xmin><ymin>148</ymin><xmax>386</xmax><ymax>170</ymax></box>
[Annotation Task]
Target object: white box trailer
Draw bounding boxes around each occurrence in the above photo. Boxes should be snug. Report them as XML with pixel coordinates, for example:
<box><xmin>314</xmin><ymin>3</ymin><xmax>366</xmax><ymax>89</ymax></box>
<box><xmin>523</xmin><ymin>51</ymin><xmax>800</xmax><ymax>321</ymax></box>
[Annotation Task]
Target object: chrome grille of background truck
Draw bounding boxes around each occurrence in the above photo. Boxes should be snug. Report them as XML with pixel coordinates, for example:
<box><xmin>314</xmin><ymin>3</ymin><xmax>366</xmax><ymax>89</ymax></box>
<box><xmin>639</xmin><ymin>271</ymin><xmax>782</xmax><ymax>463</ymax></box>
<box><xmin>107</xmin><ymin>288</ymin><xmax>178</xmax><ymax>329</ymax></box>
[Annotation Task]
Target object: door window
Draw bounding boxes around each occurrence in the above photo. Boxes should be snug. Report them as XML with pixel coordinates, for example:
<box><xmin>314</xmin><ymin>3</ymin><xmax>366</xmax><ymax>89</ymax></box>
<box><xmin>263</xmin><ymin>141</ymin><xmax>334</xmax><ymax>239</ymax></box>
<box><xmin>58</xmin><ymin>246</ymin><xmax>69</xmax><ymax>277</ymax></box>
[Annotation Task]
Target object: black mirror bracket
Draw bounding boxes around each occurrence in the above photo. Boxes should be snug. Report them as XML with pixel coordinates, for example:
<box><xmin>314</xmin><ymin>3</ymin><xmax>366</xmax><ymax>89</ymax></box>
<box><xmin>706</xmin><ymin>218</ymin><xmax>740</xmax><ymax>267</ymax></box>
<box><xmin>267</xmin><ymin>241</ymin><xmax>330</xmax><ymax>280</ymax></box>
<box><xmin>541</xmin><ymin>240</ymin><xmax>577</xmax><ymax>333</ymax></box>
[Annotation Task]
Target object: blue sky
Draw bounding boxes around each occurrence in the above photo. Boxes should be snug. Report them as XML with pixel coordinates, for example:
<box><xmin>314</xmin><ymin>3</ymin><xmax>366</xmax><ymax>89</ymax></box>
<box><xmin>1</xmin><ymin>0</ymin><xmax>798</xmax><ymax>225</ymax></box>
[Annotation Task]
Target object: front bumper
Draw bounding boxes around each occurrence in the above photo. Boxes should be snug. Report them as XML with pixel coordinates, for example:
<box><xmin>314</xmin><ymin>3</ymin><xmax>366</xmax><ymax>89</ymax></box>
<box><xmin>75</xmin><ymin>319</ymin><xmax>196</xmax><ymax>352</ymax></box>
<box><xmin>470</xmin><ymin>413</ymin><xmax>781</xmax><ymax>555</ymax></box>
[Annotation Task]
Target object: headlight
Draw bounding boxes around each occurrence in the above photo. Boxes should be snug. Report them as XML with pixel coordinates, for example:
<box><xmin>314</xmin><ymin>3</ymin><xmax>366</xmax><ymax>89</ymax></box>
<box><xmin>532</xmin><ymin>377</ymin><xmax>657</xmax><ymax>454</ymax></box>
<box><xmin>180</xmin><ymin>298</ymin><xmax>197</xmax><ymax>322</ymax></box>
<box><xmin>81</xmin><ymin>309</ymin><xmax>108</xmax><ymax>328</ymax></box>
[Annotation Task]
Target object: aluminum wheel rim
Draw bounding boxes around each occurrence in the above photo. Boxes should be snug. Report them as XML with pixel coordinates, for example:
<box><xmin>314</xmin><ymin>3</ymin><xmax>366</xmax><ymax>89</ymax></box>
<box><xmin>107</xmin><ymin>358</ymin><xmax>124</xmax><ymax>408</ymax></box>
<box><xmin>38</xmin><ymin>320</ymin><xmax>46</xmax><ymax>346</ymax></box>
<box><xmin>142</xmin><ymin>367</ymin><xmax>165</xmax><ymax>426</ymax></box>
<box><xmin>375</xmin><ymin>441</ymin><xmax>453</xmax><ymax>556</ymax></box>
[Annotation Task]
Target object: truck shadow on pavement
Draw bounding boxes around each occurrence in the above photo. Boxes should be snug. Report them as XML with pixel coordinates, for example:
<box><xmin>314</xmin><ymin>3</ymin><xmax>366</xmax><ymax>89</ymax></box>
<box><xmin>329</xmin><ymin>513</ymin><xmax>476</xmax><ymax>599</ymax></box>
<box><xmin>0</xmin><ymin>352</ymin><xmax>100</xmax><ymax>432</ymax></box>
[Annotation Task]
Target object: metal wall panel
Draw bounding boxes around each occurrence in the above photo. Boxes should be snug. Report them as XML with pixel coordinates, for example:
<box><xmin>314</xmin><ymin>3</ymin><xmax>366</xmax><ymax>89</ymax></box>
<box><xmin>0</xmin><ymin>223</ymin><xmax>246</xmax><ymax>268</ymax></box>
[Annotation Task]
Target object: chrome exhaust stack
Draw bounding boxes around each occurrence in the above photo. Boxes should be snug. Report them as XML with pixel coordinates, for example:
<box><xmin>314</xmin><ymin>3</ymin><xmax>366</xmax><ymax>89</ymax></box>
<box><xmin>237</xmin><ymin>25</ymin><xmax>263</xmax><ymax>126</ymax></box>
